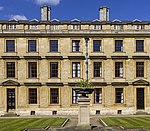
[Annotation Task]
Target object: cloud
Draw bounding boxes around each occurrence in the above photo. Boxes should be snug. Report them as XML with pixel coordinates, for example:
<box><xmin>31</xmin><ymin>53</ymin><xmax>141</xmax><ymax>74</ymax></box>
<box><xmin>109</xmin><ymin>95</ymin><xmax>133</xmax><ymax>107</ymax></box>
<box><xmin>0</xmin><ymin>6</ymin><xmax>4</xmax><ymax>11</ymax></box>
<box><xmin>34</xmin><ymin>0</ymin><xmax>61</xmax><ymax>5</ymax></box>
<box><xmin>9</xmin><ymin>15</ymin><xmax>27</xmax><ymax>20</ymax></box>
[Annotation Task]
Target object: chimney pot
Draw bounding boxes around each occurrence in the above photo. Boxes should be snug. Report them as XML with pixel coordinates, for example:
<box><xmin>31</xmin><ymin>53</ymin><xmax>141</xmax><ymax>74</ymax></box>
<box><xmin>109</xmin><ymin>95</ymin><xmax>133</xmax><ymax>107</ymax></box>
<box><xmin>41</xmin><ymin>5</ymin><xmax>51</xmax><ymax>21</ymax></box>
<box><xmin>99</xmin><ymin>6</ymin><xmax>109</xmax><ymax>21</ymax></box>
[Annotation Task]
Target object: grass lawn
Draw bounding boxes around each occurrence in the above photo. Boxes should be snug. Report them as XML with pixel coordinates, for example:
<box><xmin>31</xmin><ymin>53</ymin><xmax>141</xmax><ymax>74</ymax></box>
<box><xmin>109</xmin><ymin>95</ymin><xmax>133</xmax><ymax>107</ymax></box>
<box><xmin>102</xmin><ymin>117</ymin><xmax>150</xmax><ymax>130</ymax></box>
<box><xmin>0</xmin><ymin>118</ymin><xmax>66</xmax><ymax>131</ymax></box>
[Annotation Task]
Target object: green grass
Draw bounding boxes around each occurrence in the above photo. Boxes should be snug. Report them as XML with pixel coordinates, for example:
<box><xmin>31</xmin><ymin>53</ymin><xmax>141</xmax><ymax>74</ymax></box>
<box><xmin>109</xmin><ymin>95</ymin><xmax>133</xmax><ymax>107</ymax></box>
<box><xmin>0</xmin><ymin>118</ymin><xmax>66</xmax><ymax>131</ymax></box>
<box><xmin>102</xmin><ymin>117</ymin><xmax>150</xmax><ymax>131</ymax></box>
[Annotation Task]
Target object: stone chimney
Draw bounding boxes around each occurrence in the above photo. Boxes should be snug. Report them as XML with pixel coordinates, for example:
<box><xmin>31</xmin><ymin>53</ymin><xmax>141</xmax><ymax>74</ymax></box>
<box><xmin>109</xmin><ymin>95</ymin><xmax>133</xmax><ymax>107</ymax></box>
<box><xmin>99</xmin><ymin>6</ymin><xmax>109</xmax><ymax>21</ymax></box>
<box><xmin>41</xmin><ymin>5</ymin><xmax>51</xmax><ymax>21</ymax></box>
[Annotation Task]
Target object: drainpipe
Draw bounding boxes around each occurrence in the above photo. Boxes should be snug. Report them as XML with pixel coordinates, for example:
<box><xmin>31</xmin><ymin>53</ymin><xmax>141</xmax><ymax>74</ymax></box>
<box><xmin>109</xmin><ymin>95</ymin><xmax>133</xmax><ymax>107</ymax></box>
<box><xmin>85</xmin><ymin>37</ymin><xmax>89</xmax><ymax>81</ymax></box>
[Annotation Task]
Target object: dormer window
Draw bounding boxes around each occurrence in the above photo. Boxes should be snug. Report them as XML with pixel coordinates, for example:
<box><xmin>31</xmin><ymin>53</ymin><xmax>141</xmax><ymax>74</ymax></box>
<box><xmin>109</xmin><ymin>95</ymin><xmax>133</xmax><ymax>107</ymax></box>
<box><xmin>51</xmin><ymin>25</ymin><xmax>59</xmax><ymax>30</ymax></box>
<box><xmin>7</xmin><ymin>24</ymin><xmax>16</xmax><ymax>30</ymax></box>
<box><xmin>29</xmin><ymin>25</ymin><xmax>37</xmax><ymax>30</ymax></box>
<box><xmin>71</xmin><ymin>25</ymin><xmax>80</xmax><ymax>30</ymax></box>
<box><xmin>134</xmin><ymin>25</ymin><xmax>144</xmax><ymax>30</ymax></box>
<box><xmin>93</xmin><ymin>25</ymin><xmax>101</xmax><ymax>30</ymax></box>
<box><xmin>114</xmin><ymin>25</ymin><xmax>123</xmax><ymax>30</ymax></box>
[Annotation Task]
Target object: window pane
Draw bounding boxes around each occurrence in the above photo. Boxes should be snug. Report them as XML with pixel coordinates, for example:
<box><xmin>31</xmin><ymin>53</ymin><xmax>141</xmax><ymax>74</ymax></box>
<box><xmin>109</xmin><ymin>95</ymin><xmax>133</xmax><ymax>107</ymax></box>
<box><xmin>28</xmin><ymin>40</ymin><xmax>36</xmax><ymax>52</ymax></box>
<box><xmin>72</xmin><ymin>40</ymin><xmax>80</xmax><ymax>52</ymax></box>
<box><xmin>72</xmin><ymin>89</ymin><xmax>80</xmax><ymax>104</ymax></box>
<box><xmin>136</xmin><ymin>40</ymin><xmax>144</xmax><ymax>52</ymax></box>
<box><xmin>115</xmin><ymin>62</ymin><xmax>123</xmax><ymax>77</ymax></box>
<box><xmin>28</xmin><ymin>62</ymin><xmax>37</xmax><ymax>78</ymax></box>
<box><xmin>50</xmin><ymin>62</ymin><xmax>58</xmax><ymax>77</ymax></box>
<box><xmin>6</xmin><ymin>40</ymin><xmax>15</xmax><ymax>52</ymax></box>
<box><xmin>72</xmin><ymin>62</ymin><xmax>80</xmax><ymax>78</ymax></box>
<box><xmin>7</xmin><ymin>62</ymin><xmax>15</xmax><ymax>78</ymax></box>
<box><xmin>93</xmin><ymin>40</ymin><xmax>101</xmax><ymax>52</ymax></box>
<box><xmin>50</xmin><ymin>88</ymin><xmax>59</xmax><ymax>104</ymax></box>
<box><xmin>94</xmin><ymin>62</ymin><xmax>102</xmax><ymax>77</ymax></box>
<box><xmin>115</xmin><ymin>40</ymin><xmax>123</xmax><ymax>52</ymax></box>
<box><xmin>115</xmin><ymin>88</ymin><xmax>123</xmax><ymax>103</ymax></box>
<box><xmin>50</xmin><ymin>40</ymin><xmax>58</xmax><ymax>52</ymax></box>
<box><xmin>136</xmin><ymin>62</ymin><xmax>144</xmax><ymax>77</ymax></box>
<box><xmin>29</xmin><ymin>88</ymin><xmax>37</xmax><ymax>104</ymax></box>
<box><xmin>94</xmin><ymin>88</ymin><xmax>102</xmax><ymax>104</ymax></box>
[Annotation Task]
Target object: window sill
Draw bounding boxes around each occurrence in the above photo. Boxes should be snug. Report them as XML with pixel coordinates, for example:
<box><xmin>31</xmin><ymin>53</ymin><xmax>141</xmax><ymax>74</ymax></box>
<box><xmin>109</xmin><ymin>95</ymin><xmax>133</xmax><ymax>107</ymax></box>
<box><xmin>27</xmin><ymin>78</ymin><xmax>38</xmax><ymax>79</ymax></box>
<box><xmin>71</xmin><ymin>104</ymin><xmax>78</xmax><ymax>106</ymax></box>
<box><xmin>28</xmin><ymin>104</ymin><xmax>39</xmax><ymax>106</ymax></box>
<box><xmin>71</xmin><ymin>77</ymin><xmax>81</xmax><ymax>79</ymax></box>
<box><xmin>70</xmin><ymin>52</ymin><xmax>83</xmax><ymax>53</ymax></box>
<box><xmin>26</xmin><ymin>52</ymin><xmax>39</xmax><ymax>53</ymax></box>
<box><xmin>113</xmin><ymin>77</ymin><xmax>125</xmax><ymax>79</ymax></box>
<box><xmin>48</xmin><ymin>52</ymin><xmax>60</xmax><ymax>53</ymax></box>
<box><xmin>5</xmin><ymin>77</ymin><xmax>17</xmax><ymax>79</ymax></box>
<box><xmin>49</xmin><ymin>104</ymin><xmax>60</xmax><ymax>106</ymax></box>
<box><xmin>49</xmin><ymin>77</ymin><xmax>60</xmax><ymax>79</ymax></box>
<box><xmin>4</xmin><ymin>52</ymin><xmax>17</xmax><ymax>53</ymax></box>
<box><xmin>93</xmin><ymin>77</ymin><xmax>103</xmax><ymax>79</ymax></box>
<box><xmin>91</xmin><ymin>51</ymin><xmax>104</xmax><ymax>53</ymax></box>
<box><xmin>134</xmin><ymin>51</ymin><xmax>147</xmax><ymax>53</ymax></box>
<box><xmin>113</xmin><ymin>103</ymin><xmax>126</xmax><ymax>106</ymax></box>
<box><xmin>113</xmin><ymin>51</ymin><xmax>126</xmax><ymax>53</ymax></box>
<box><xmin>93</xmin><ymin>103</ymin><xmax>102</xmax><ymax>105</ymax></box>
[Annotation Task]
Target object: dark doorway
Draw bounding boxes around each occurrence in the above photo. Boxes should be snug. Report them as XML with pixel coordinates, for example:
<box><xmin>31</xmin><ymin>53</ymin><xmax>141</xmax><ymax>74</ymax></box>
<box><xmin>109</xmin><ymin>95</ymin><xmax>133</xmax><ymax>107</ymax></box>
<box><xmin>136</xmin><ymin>88</ymin><xmax>144</xmax><ymax>110</ymax></box>
<box><xmin>7</xmin><ymin>89</ymin><xmax>15</xmax><ymax>111</ymax></box>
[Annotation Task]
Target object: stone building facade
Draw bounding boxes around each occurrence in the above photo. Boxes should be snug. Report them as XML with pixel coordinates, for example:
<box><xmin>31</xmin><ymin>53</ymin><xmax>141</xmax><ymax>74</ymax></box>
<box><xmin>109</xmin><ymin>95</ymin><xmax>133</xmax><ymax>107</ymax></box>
<box><xmin>0</xmin><ymin>6</ymin><xmax>150</xmax><ymax>116</ymax></box>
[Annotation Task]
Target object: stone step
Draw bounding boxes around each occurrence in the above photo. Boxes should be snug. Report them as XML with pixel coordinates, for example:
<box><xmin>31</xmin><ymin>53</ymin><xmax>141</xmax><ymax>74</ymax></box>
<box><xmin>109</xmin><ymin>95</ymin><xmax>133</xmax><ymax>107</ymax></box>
<box><xmin>1</xmin><ymin>113</ymin><xmax>19</xmax><ymax>117</ymax></box>
<box><xmin>135</xmin><ymin>111</ymin><xmax>148</xmax><ymax>115</ymax></box>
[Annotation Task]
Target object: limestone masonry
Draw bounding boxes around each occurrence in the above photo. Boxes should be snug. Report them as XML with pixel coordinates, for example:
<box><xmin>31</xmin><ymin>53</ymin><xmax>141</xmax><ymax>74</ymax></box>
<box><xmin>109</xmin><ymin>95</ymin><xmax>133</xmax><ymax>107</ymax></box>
<box><xmin>0</xmin><ymin>6</ymin><xmax>150</xmax><ymax>116</ymax></box>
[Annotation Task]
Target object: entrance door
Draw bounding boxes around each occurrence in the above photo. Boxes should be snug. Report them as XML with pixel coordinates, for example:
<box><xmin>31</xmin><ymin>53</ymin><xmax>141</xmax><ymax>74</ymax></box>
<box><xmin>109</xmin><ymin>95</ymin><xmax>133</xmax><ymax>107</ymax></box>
<box><xmin>7</xmin><ymin>89</ymin><xmax>15</xmax><ymax>111</ymax></box>
<box><xmin>136</xmin><ymin>88</ymin><xmax>144</xmax><ymax>109</ymax></box>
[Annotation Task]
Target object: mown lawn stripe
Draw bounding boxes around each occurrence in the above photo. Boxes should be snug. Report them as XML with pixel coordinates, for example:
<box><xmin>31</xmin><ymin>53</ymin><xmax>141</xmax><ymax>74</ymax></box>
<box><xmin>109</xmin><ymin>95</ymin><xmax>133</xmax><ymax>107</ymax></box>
<box><xmin>102</xmin><ymin>117</ymin><xmax>150</xmax><ymax>130</ymax></box>
<box><xmin>0</xmin><ymin>118</ymin><xmax>66</xmax><ymax>131</ymax></box>
<box><xmin>0</xmin><ymin>118</ymin><xmax>35</xmax><ymax>131</ymax></box>
<box><xmin>102</xmin><ymin>118</ymin><xmax>118</xmax><ymax>126</ymax></box>
<box><xmin>0</xmin><ymin>119</ymin><xmax>22</xmax><ymax>129</ymax></box>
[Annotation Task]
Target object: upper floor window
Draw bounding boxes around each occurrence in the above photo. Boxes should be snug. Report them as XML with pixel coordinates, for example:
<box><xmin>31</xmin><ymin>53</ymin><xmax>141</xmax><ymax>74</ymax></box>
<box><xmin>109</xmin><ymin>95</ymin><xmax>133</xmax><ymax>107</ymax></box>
<box><xmin>94</xmin><ymin>88</ymin><xmax>102</xmax><ymax>104</ymax></box>
<box><xmin>71</xmin><ymin>25</ymin><xmax>80</xmax><ymax>30</ymax></box>
<box><xmin>93</xmin><ymin>40</ymin><xmax>102</xmax><ymax>52</ymax></box>
<box><xmin>51</xmin><ymin>25</ymin><xmax>59</xmax><ymax>30</ymax></box>
<box><xmin>72</xmin><ymin>40</ymin><xmax>80</xmax><ymax>52</ymax></box>
<box><xmin>72</xmin><ymin>62</ymin><xmax>80</xmax><ymax>78</ymax></box>
<box><xmin>114</xmin><ymin>25</ymin><xmax>123</xmax><ymax>30</ymax></box>
<box><xmin>50</xmin><ymin>62</ymin><xmax>58</xmax><ymax>78</ymax></box>
<box><xmin>28</xmin><ymin>40</ymin><xmax>36</xmax><ymax>52</ymax></box>
<box><xmin>136</xmin><ymin>62</ymin><xmax>144</xmax><ymax>77</ymax></box>
<box><xmin>115</xmin><ymin>40</ymin><xmax>123</xmax><ymax>52</ymax></box>
<box><xmin>93</xmin><ymin>25</ymin><xmax>101</xmax><ymax>30</ymax></box>
<box><xmin>134</xmin><ymin>25</ymin><xmax>144</xmax><ymax>30</ymax></box>
<box><xmin>94</xmin><ymin>62</ymin><xmax>102</xmax><ymax>78</ymax></box>
<box><xmin>136</xmin><ymin>40</ymin><xmax>144</xmax><ymax>52</ymax></box>
<box><xmin>29</xmin><ymin>25</ymin><xmax>37</xmax><ymax>30</ymax></box>
<box><xmin>29</xmin><ymin>88</ymin><xmax>37</xmax><ymax>104</ymax></box>
<box><xmin>6</xmin><ymin>62</ymin><xmax>15</xmax><ymax>78</ymax></box>
<box><xmin>115</xmin><ymin>88</ymin><xmax>124</xmax><ymax>103</ymax></box>
<box><xmin>50</xmin><ymin>88</ymin><xmax>59</xmax><ymax>104</ymax></box>
<box><xmin>115</xmin><ymin>62</ymin><xmax>123</xmax><ymax>78</ymax></box>
<box><xmin>7</xmin><ymin>24</ymin><xmax>16</xmax><ymax>30</ymax></box>
<box><xmin>50</xmin><ymin>40</ymin><xmax>58</xmax><ymax>52</ymax></box>
<box><xmin>6</xmin><ymin>40</ymin><xmax>15</xmax><ymax>52</ymax></box>
<box><xmin>28</xmin><ymin>62</ymin><xmax>37</xmax><ymax>78</ymax></box>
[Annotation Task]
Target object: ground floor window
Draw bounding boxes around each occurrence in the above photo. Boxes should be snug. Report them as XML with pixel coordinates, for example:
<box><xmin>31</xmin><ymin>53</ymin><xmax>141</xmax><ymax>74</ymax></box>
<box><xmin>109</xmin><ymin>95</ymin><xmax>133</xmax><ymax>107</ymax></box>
<box><xmin>72</xmin><ymin>89</ymin><xmax>80</xmax><ymax>104</ymax></box>
<box><xmin>94</xmin><ymin>88</ymin><xmax>102</xmax><ymax>104</ymax></box>
<box><xmin>50</xmin><ymin>88</ymin><xmax>59</xmax><ymax>104</ymax></box>
<box><xmin>29</xmin><ymin>88</ymin><xmax>37</xmax><ymax>104</ymax></box>
<box><xmin>115</xmin><ymin>88</ymin><xmax>124</xmax><ymax>103</ymax></box>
